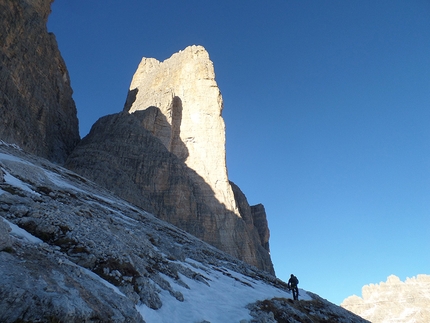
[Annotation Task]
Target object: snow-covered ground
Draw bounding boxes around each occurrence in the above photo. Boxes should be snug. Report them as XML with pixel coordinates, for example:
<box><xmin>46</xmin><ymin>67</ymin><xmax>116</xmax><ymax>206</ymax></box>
<box><xmin>138</xmin><ymin>259</ymin><xmax>311</xmax><ymax>322</ymax></box>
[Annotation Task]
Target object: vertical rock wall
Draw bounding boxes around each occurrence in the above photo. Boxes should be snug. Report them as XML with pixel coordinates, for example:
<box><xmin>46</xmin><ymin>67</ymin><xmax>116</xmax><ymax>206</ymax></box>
<box><xmin>0</xmin><ymin>0</ymin><xmax>80</xmax><ymax>163</ymax></box>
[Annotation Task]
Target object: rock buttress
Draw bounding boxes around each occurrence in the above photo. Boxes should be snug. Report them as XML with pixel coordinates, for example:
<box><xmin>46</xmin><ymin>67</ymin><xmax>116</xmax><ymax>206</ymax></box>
<box><xmin>0</xmin><ymin>0</ymin><xmax>80</xmax><ymax>163</ymax></box>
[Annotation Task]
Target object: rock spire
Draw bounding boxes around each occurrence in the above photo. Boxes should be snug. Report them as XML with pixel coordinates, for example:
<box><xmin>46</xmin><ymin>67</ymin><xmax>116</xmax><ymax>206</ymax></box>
<box><xmin>125</xmin><ymin>45</ymin><xmax>236</xmax><ymax>216</ymax></box>
<box><xmin>67</xmin><ymin>46</ymin><xmax>274</xmax><ymax>273</ymax></box>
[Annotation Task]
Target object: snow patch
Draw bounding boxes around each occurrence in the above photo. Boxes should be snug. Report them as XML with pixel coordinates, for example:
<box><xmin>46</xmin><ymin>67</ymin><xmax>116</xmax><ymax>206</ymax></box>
<box><xmin>137</xmin><ymin>263</ymin><xmax>311</xmax><ymax>323</ymax></box>
<box><xmin>0</xmin><ymin>141</ymin><xmax>22</xmax><ymax>150</ymax></box>
<box><xmin>1</xmin><ymin>168</ymin><xmax>40</xmax><ymax>196</ymax></box>
<box><xmin>79</xmin><ymin>265</ymin><xmax>126</xmax><ymax>297</ymax></box>
<box><xmin>43</xmin><ymin>168</ymin><xmax>86</xmax><ymax>193</ymax></box>
<box><xmin>0</xmin><ymin>152</ymin><xmax>30</xmax><ymax>164</ymax></box>
<box><xmin>1</xmin><ymin>217</ymin><xmax>43</xmax><ymax>244</ymax></box>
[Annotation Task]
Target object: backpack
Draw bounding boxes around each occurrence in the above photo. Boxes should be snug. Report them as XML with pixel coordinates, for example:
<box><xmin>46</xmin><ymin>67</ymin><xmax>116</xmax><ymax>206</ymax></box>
<box><xmin>291</xmin><ymin>275</ymin><xmax>299</xmax><ymax>286</ymax></box>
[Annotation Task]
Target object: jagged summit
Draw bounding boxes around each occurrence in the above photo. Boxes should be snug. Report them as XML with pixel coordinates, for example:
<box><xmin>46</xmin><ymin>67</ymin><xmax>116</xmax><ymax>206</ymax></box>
<box><xmin>341</xmin><ymin>274</ymin><xmax>430</xmax><ymax>323</ymax></box>
<box><xmin>125</xmin><ymin>45</ymin><xmax>228</xmax><ymax>214</ymax></box>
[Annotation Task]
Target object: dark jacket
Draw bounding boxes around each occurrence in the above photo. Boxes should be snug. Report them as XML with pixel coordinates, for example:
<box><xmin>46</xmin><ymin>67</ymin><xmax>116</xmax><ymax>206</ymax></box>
<box><xmin>288</xmin><ymin>275</ymin><xmax>299</xmax><ymax>287</ymax></box>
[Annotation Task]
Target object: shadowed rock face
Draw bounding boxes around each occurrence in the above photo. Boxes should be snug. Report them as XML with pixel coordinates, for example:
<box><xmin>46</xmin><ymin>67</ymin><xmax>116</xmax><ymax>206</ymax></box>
<box><xmin>125</xmin><ymin>46</ymin><xmax>236</xmax><ymax>219</ymax></box>
<box><xmin>66</xmin><ymin>110</ymin><xmax>275</xmax><ymax>274</ymax></box>
<box><xmin>230</xmin><ymin>181</ymin><xmax>271</xmax><ymax>254</ymax></box>
<box><xmin>252</xmin><ymin>205</ymin><xmax>271</xmax><ymax>252</ymax></box>
<box><xmin>0</xmin><ymin>0</ymin><xmax>80</xmax><ymax>164</ymax></box>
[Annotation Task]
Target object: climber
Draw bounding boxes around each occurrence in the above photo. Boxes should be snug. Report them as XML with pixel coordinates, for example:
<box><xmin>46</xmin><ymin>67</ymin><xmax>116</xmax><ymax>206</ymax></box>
<box><xmin>288</xmin><ymin>274</ymin><xmax>299</xmax><ymax>300</ymax></box>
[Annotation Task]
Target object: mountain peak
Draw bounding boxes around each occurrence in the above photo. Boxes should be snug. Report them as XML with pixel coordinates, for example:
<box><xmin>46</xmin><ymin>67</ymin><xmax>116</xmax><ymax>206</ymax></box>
<box><xmin>341</xmin><ymin>274</ymin><xmax>430</xmax><ymax>322</ymax></box>
<box><xmin>66</xmin><ymin>44</ymin><xmax>274</xmax><ymax>273</ymax></box>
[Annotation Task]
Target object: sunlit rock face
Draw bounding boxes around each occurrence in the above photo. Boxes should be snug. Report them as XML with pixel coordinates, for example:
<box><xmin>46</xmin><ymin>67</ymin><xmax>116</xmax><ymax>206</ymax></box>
<box><xmin>125</xmin><ymin>45</ymin><xmax>235</xmax><ymax>218</ymax></box>
<box><xmin>0</xmin><ymin>0</ymin><xmax>80</xmax><ymax>164</ymax></box>
<box><xmin>341</xmin><ymin>274</ymin><xmax>430</xmax><ymax>323</ymax></box>
<box><xmin>67</xmin><ymin>46</ymin><xmax>274</xmax><ymax>274</ymax></box>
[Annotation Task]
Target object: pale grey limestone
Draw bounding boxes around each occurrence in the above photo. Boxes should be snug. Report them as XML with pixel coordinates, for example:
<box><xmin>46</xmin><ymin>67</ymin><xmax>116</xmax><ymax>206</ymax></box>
<box><xmin>342</xmin><ymin>274</ymin><xmax>430</xmax><ymax>323</ymax></box>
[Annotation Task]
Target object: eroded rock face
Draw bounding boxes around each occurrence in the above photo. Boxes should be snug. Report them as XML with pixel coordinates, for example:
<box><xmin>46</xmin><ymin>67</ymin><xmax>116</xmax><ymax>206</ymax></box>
<box><xmin>341</xmin><ymin>274</ymin><xmax>430</xmax><ymax>323</ymax></box>
<box><xmin>230</xmin><ymin>181</ymin><xmax>271</xmax><ymax>256</ymax></box>
<box><xmin>66</xmin><ymin>46</ymin><xmax>274</xmax><ymax>273</ymax></box>
<box><xmin>251</xmin><ymin>204</ymin><xmax>271</xmax><ymax>252</ymax></box>
<box><xmin>0</xmin><ymin>0</ymin><xmax>80</xmax><ymax>163</ymax></box>
<box><xmin>65</xmin><ymin>111</ymin><xmax>209</xmax><ymax>240</ymax></box>
<box><xmin>0</xmin><ymin>216</ymin><xmax>12</xmax><ymax>251</ymax></box>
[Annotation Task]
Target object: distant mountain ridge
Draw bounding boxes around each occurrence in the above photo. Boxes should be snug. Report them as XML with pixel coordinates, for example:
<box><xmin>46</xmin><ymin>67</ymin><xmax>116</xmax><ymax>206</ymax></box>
<box><xmin>341</xmin><ymin>274</ymin><xmax>430</xmax><ymax>323</ymax></box>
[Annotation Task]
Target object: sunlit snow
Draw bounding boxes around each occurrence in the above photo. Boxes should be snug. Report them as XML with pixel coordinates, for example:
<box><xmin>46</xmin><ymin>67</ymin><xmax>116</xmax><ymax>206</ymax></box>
<box><xmin>137</xmin><ymin>258</ymin><xmax>310</xmax><ymax>322</ymax></box>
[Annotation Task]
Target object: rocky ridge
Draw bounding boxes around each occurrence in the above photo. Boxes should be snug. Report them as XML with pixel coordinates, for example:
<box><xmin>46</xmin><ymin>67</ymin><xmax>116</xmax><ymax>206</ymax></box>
<box><xmin>0</xmin><ymin>0</ymin><xmax>80</xmax><ymax>163</ymax></box>
<box><xmin>341</xmin><ymin>274</ymin><xmax>430</xmax><ymax>323</ymax></box>
<box><xmin>0</xmin><ymin>142</ymin><xmax>369</xmax><ymax>322</ymax></box>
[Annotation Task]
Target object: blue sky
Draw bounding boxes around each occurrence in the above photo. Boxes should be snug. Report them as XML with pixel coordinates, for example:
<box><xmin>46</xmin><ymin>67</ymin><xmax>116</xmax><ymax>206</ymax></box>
<box><xmin>48</xmin><ymin>1</ymin><xmax>430</xmax><ymax>305</ymax></box>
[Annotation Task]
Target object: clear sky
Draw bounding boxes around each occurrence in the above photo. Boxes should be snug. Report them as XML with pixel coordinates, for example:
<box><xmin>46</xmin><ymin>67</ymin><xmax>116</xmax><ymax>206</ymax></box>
<box><xmin>48</xmin><ymin>0</ymin><xmax>430</xmax><ymax>305</ymax></box>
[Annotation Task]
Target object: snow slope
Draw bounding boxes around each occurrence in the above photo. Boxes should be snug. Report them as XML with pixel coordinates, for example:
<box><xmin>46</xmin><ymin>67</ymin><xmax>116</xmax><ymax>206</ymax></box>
<box><xmin>138</xmin><ymin>260</ymin><xmax>311</xmax><ymax>322</ymax></box>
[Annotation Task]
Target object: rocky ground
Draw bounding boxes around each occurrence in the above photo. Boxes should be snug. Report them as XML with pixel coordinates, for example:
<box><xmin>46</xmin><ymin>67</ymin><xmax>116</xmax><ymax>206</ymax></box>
<box><xmin>0</xmin><ymin>142</ymin><xmax>369</xmax><ymax>322</ymax></box>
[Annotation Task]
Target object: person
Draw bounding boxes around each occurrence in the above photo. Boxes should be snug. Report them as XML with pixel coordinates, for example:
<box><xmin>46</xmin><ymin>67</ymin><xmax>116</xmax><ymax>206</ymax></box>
<box><xmin>288</xmin><ymin>274</ymin><xmax>299</xmax><ymax>300</ymax></box>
